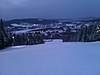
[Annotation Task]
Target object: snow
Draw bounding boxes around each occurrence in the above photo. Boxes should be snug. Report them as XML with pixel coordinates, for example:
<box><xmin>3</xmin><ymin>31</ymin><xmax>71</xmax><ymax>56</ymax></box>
<box><xmin>12</xmin><ymin>29</ymin><xmax>34</xmax><ymax>34</ymax></box>
<box><xmin>11</xmin><ymin>24</ymin><xmax>22</xmax><ymax>27</ymax></box>
<box><xmin>0</xmin><ymin>40</ymin><xmax>100</xmax><ymax>75</ymax></box>
<box><xmin>12</xmin><ymin>28</ymin><xmax>49</xmax><ymax>34</ymax></box>
<box><xmin>66</xmin><ymin>24</ymin><xmax>76</xmax><ymax>26</ymax></box>
<box><xmin>11</xmin><ymin>23</ymin><xmax>32</xmax><ymax>27</ymax></box>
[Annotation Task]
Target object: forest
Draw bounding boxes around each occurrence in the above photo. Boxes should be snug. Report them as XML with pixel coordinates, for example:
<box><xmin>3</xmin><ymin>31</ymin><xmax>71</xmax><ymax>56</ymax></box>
<box><xmin>0</xmin><ymin>19</ymin><xmax>100</xmax><ymax>50</ymax></box>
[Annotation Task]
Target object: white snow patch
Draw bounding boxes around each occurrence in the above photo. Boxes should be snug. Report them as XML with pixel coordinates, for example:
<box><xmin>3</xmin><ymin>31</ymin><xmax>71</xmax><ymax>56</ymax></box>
<box><xmin>66</xmin><ymin>24</ymin><xmax>76</xmax><ymax>26</ymax></box>
<box><xmin>11</xmin><ymin>46</ymin><xmax>26</xmax><ymax>48</ymax></box>
<box><xmin>12</xmin><ymin>29</ymin><xmax>34</xmax><ymax>34</ymax></box>
<box><xmin>11</xmin><ymin>24</ymin><xmax>22</xmax><ymax>27</ymax></box>
<box><xmin>11</xmin><ymin>23</ymin><xmax>32</xmax><ymax>27</ymax></box>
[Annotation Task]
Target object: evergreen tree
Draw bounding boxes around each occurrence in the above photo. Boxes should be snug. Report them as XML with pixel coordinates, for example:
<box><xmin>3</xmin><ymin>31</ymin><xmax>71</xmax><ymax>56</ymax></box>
<box><xmin>0</xmin><ymin>19</ymin><xmax>5</xmax><ymax>49</ymax></box>
<box><xmin>0</xmin><ymin>19</ymin><xmax>12</xmax><ymax>49</ymax></box>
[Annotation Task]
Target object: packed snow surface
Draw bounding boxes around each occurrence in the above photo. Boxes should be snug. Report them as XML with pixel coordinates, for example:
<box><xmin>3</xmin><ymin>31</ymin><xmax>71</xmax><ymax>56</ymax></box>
<box><xmin>0</xmin><ymin>40</ymin><xmax>100</xmax><ymax>75</ymax></box>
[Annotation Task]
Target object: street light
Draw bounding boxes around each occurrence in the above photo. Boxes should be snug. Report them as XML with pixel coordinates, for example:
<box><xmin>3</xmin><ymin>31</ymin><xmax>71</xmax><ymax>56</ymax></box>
<box><xmin>12</xmin><ymin>36</ymin><xmax>15</xmax><ymax>46</ymax></box>
<box><xmin>12</xmin><ymin>36</ymin><xmax>14</xmax><ymax>39</ymax></box>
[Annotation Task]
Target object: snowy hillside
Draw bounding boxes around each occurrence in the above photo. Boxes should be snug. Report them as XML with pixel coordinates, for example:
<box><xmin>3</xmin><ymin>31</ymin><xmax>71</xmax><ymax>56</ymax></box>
<box><xmin>0</xmin><ymin>40</ymin><xmax>100</xmax><ymax>75</ymax></box>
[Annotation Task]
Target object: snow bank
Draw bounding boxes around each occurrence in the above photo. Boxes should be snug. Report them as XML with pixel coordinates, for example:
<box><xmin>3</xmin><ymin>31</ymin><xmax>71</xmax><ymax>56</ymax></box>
<box><xmin>0</xmin><ymin>40</ymin><xmax>100</xmax><ymax>75</ymax></box>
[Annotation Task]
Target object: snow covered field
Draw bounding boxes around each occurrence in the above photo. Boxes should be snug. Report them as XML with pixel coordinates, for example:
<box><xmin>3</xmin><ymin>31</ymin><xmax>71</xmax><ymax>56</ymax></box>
<box><xmin>0</xmin><ymin>40</ymin><xmax>100</xmax><ymax>75</ymax></box>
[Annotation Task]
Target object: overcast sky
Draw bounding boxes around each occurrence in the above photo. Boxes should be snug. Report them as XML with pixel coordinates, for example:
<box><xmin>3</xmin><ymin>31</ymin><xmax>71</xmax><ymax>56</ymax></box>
<box><xmin>0</xmin><ymin>0</ymin><xmax>100</xmax><ymax>20</ymax></box>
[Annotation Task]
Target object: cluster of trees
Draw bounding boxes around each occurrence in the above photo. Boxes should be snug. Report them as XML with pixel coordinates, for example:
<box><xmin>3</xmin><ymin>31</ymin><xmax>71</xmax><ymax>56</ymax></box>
<box><xmin>10</xmin><ymin>28</ymin><xmax>63</xmax><ymax>46</ymax></box>
<box><xmin>62</xmin><ymin>23</ymin><xmax>100</xmax><ymax>42</ymax></box>
<box><xmin>12</xmin><ymin>23</ymin><xmax>100</xmax><ymax>46</ymax></box>
<box><xmin>11</xmin><ymin>30</ymin><xmax>62</xmax><ymax>46</ymax></box>
<box><xmin>12</xmin><ymin>32</ymin><xmax>44</xmax><ymax>46</ymax></box>
<box><xmin>0</xmin><ymin>19</ymin><xmax>45</xmax><ymax>49</ymax></box>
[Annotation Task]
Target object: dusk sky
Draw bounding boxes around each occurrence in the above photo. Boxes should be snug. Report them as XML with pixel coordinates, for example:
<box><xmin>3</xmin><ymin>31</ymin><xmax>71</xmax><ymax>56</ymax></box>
<box><xmin>0</xmin><ymin>0</ymin><xmax>100</xmax><ymax>20</ymax></box>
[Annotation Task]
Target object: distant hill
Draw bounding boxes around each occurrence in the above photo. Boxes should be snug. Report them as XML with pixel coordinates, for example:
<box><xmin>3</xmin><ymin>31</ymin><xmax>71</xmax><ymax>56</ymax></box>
<box><xmin>3</xmin><ymin>18</ymin><xmax>60</xmax><ymax>26</ymax></box>
<box><xmin>3</xmin><ymin>18</ymin><xmax>100</xmax><ymax>27</ymax></box>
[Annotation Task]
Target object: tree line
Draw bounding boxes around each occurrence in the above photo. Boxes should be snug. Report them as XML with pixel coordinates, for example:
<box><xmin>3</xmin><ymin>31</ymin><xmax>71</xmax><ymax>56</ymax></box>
<box><xmin>0</xmin><ymin>19</ymin><xmax>100</xmax><ymax>50</ymax></box>
<box><xmin>62</xmin><ymin>23</ymin><xmax>100</xmax><ymax>42</ymax></box>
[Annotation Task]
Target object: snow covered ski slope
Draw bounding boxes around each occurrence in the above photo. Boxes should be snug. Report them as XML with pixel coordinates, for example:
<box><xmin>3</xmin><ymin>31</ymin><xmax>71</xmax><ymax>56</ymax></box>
<box><xmin>0</xmin><ymin>40</ymin><xmax>100</xmax><ymax>75</ymax></box>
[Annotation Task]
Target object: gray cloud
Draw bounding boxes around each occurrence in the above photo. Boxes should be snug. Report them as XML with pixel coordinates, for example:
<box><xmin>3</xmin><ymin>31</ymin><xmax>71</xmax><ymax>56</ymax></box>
<box><xmin>0</xmin><ymin>0</ymin><xmax>100</xmax><ymax>20</ymax></box>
